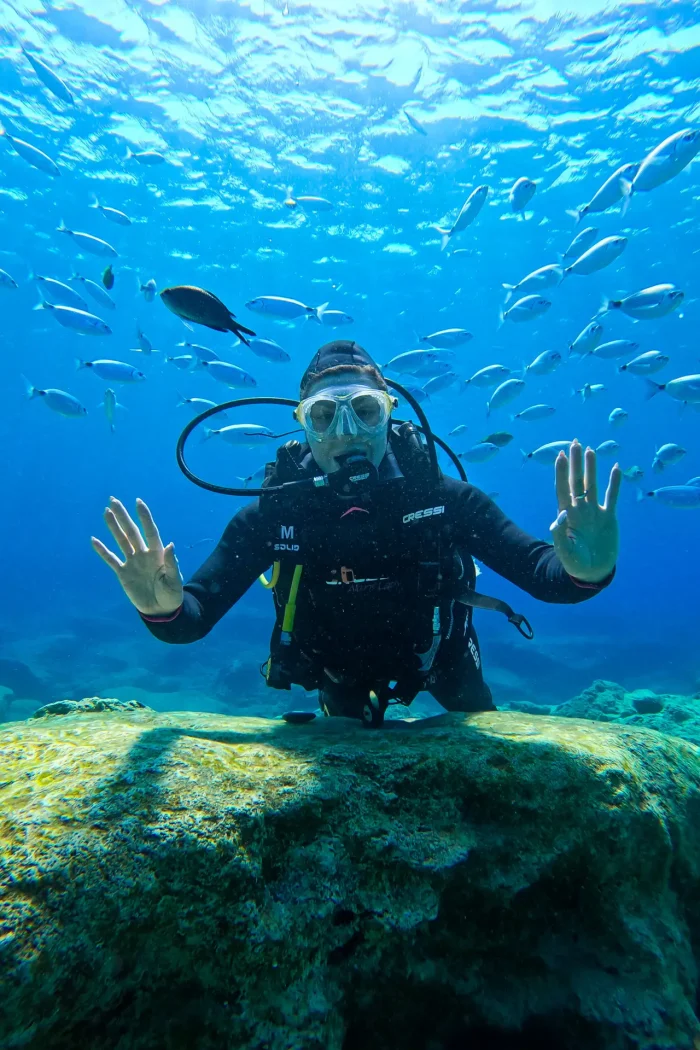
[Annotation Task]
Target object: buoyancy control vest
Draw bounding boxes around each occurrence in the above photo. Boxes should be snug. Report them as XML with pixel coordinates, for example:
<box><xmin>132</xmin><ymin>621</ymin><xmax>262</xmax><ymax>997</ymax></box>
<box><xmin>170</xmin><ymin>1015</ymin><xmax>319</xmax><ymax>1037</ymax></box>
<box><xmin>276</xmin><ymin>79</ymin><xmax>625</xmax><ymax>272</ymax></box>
<box><xmin>256</xmin><ymin>422</ymin><xmax>476</xmax><ymax>697</ymax></box>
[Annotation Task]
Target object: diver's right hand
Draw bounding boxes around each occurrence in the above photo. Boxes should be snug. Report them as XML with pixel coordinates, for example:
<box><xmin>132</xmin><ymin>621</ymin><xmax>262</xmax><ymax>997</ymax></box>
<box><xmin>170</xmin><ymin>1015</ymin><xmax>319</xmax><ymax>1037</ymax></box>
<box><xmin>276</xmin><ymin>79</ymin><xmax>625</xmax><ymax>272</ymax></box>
<box><xmin>91</xmin><ymin>497</ymin><xmax>184</xmax><ymax>616</ymax></box>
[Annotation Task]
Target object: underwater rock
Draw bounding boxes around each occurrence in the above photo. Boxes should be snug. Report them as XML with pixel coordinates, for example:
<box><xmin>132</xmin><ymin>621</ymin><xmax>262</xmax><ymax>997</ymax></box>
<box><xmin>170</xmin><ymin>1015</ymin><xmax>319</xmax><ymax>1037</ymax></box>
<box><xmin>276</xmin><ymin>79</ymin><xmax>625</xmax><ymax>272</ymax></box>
<box><xmin>553</xmin><ymin>680</ymin><xmax>700</xmax><ymax>749</ymax></box>
<box><xmin>2</xmin><ymin>706</ymin><xmax>700</xmax><ymax>1050</ymax></box>
<box><xmin>31</xmin><ymin>695</ymin><xmax>151</xmax><ymax>718</ymax></box>
<box><xmin>0</xmin><ymin>657</ymin><xmax>52</xmax><ymax>703</ymax></box>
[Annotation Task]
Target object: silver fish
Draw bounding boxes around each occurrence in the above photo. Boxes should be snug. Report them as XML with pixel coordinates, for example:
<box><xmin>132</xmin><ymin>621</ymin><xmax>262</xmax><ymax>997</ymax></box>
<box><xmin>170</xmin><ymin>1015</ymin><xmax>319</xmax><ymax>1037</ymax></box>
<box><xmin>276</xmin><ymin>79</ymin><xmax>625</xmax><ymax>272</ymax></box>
<box><xmin>622</xmin><ymin>129</ymin><xmax>700</xmax><ymax>205</ymax></box>
<box><xmin>23</xmin><ymin>377</ymin><xmax>86</xmax><ymax>417</ymax></box>
<box><xmin>246</xmin><ymin>295</ymin><xmax>319</xmax><ymax>319</ymax></box>
<box><xmin>71</xmin><ymin>273</ymin><xmax>116</xmax><ymax>310</ymax></box>
<box><xmin>90</xmin><ymin>197</ymin><xmax>132</xmax><ymax>226</ymax></box>
<box><xmin>465</xmin><ymin>364</ymin><xmax>510</xmax><ymax>387</ymax></box>
<box><xmin>202</xmin><ymin>423</ymin><xmax>276</xmax><ymax>447</ymax></box>
<box><xmin>125</xmin><ymin>147</ymin><xmax>166</xmax><ymax>165</ymax></box>
<box><xmin>618</xmin><ymin>351</ymin><xmax>669</xmax><ymax>376</ymax></box>
<box><xmin>487</xmin><ymin>378</ymin><xmax>526</xmax><ymax>416</ymax></box>
<box><xmin>652</xmin><ymin>443</ymin><xmax>686</xmax><ymax>472</ymax></box>
<box><xmin>102</xmin><ymin>388</ymin><xmax>123</xmax><ymax>433</ymax></box>
<box><xmin>418</xmin><ymin>328</ymin><xmax>472</xmax><ymax>349</ymax></box>
<box><xmin>595</xmin><ymin>440</ymin><xmax>620</xmax><ymax>457</ymax></box>
<box><xmin>21</xmin><ymin>48</ymin><xmax>73</xmax><ymax>104</ymax></box>
<box><xmin>76</xmin><ymin>359</ymin><xmax>146</xmax><ymax>383</ymax></box>
<box><xmin>458</xmin><ymin>442</ymin><xmax>500</xmax><ymax>463</ymax></box>
<box><xmin>0</xmin><ymin>128</ymin><xmax>60</xmax><ymax>176</ymax></box>
<box><xmin>512</xmin><ymin>404</ymin><xmax>556</xmax><ymax>422</ymax></box>
<box><xmin>563</xmin><ymin>236</ymin><xmax>627</xmax><ymax>277</ymax></box>
<box><xmin>509</xmin><ymin>177</ymin><xmax>536</xmax><ymax>215</ymax></box>
<box><xmin>35</xmin><ymin>301</ymin><xmax>111</xmax><ymax>335</ymax></box>
<box><xmin>642</xmin><ymin>485</ymin><xmax>700</xmax><ymax>509</ymax></box>
<box><xmin>246</xmin><ymin>337</ymin><xmax>291</xmax><ymax>362</ymax></box>
<box><xmin>574</xmin><ymin>383</ymin><xmax>606</xmax><ymax>402</ymax></box>
<box><xmin>498</xmin><ymin>295</ymin><xmax>551</xmax><ymax>327</ymax></box>
<box><xmin>200</xmin><ymin>360</ymin><xmax>257</xmax><ymax>388</ymax></box>
<box><xmin>502</xmin><ymin>264</ymin><xmax>562</xmax><ymax>303</ymax></box>
<box><xmin>33</xmin><ymin>274</ymin><xmax>87</xmax><ymax>310</ymax></box>
<box><xmin>56</xmin><ymin>223</ymin><xmax>118</xmax><ymax>258</ymax></box>
<box><xmin>597</xmin><ymin>284</ymin><xmax>684</xmax><ymax>320</ymax></box>
<box><xmin>522</xmin><ymin>440</ymin><xmax>571</xmax><ymax>465</ymax></box>
<box><xmin>140</xmin><ymin>278</ymin><xmax>157</xmax><ymax>302</ymax></box>
<box><xmin>569</xmin><ymin>321</ymin><xmax>603</xmax><ymax>356</ymax></box>
<box><xmin>562</xmin><ymin>226</ymin><xmax>598</xmax><ymax>260</ymax></box>
<box><xmin>567</xmin><ymin>162</ymin><xmax>639</xmax><ymax>223</ymax></box>
<box><xmin>0</xmin><ymin>268</ymin><xmax>18</xmax><ymax>289</ymax></box>
<box><xmin>525</xmin><ymin>350</ymin><xmax>562</xmax><ymax>376</ymax></box>
<box><xmin>590</xmin><ymin>339</ymin><xmax>639</xmax><ymax>360</ymax></box>
<box><xmin>645</xmin><ymin>374</ymin><xmax>700</xmax><ymax>405</ymax></box>
<box><xmin>437</xmin><ymin>185</ymin><xmax>489</xmax><ymax>250</ymax></box>
<box><xmin>608</xmin><ymin>408</ymin><xmax>629</xmax><ymax>426</ymax></box>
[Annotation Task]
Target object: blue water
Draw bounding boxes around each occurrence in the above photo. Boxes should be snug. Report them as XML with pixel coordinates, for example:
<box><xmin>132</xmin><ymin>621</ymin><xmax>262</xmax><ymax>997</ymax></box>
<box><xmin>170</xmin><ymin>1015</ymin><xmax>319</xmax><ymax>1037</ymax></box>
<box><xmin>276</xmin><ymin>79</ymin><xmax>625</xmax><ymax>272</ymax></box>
<box><xmin>0</xmin><ymin>1</ymin><xmax>699</xmax><ymax>719</ymax></box>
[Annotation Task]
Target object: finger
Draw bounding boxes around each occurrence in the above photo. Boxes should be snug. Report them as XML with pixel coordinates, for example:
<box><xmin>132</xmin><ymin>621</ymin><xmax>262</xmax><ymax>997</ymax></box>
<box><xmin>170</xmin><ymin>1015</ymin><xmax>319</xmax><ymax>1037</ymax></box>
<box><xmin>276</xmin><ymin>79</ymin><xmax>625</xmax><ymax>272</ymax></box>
<box><xmin>555</xmin><ymin>451</ymin><xmax>572</xmax><ymax>512</ymax></box>
<box><xmin>135</xmin><ymin>499</ymin><xmax>164</xmax><ymax>553</ymax></box>
<box><xmin>604</xmin><ymin>463</ymin><xmax>623</xmax><ymax>513</ymax></box>
<box><xmin>104</xmin><ymin>508</ymin><xmax>135</xmax><ymax>558</ymax></box>
<box><xmin>568</xmin><ymin>440</ymin><xmax>584</xmax><ymax>500</ymax></box>
<box><xmin>163</xmin><ymin>542</ymin><xmax>182</xmax><ymax>581</ymax></box>
<box><xmin>91</xmin><ymin>536</ymin><xmax>124</xmax><ymax>573</ymax></box>
<box><xmin>584</xmin><ymin>447</ymin><xmax>598</xmax><ymax>505</ymax></box>
<box><xmin>109</xmin><ymin>497</ymin><xmax>146</xmax><ymax>553</ymax></box>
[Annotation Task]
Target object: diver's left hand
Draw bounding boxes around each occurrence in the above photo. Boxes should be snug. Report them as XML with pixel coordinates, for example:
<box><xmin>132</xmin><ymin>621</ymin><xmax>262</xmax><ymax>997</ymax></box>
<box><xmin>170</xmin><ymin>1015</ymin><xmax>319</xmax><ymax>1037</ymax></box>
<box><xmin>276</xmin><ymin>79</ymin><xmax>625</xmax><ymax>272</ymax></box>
<box><xmin>549</xmin><ymin>440</ymin><xmax>621</xmax><ymax>583</ymax></box>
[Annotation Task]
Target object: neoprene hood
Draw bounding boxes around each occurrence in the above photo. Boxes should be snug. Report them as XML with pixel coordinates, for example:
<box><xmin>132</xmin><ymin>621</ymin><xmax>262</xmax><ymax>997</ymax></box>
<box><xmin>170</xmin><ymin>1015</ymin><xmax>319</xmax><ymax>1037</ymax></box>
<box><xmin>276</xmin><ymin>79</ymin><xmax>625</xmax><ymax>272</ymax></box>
<box><xmin>299</xmin><ymin>340</ymin><xmax>383</xmax><ymax>398</ymax></box>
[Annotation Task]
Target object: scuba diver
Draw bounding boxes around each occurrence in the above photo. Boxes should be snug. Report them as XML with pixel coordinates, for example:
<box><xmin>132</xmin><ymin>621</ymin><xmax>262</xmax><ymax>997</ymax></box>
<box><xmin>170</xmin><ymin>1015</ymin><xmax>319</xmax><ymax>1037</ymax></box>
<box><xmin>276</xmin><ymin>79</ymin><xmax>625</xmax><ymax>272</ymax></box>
<box><xmin>91</xmin><ymin>340</ymin><xmax>621</xmax><ymax>727</ymax></box>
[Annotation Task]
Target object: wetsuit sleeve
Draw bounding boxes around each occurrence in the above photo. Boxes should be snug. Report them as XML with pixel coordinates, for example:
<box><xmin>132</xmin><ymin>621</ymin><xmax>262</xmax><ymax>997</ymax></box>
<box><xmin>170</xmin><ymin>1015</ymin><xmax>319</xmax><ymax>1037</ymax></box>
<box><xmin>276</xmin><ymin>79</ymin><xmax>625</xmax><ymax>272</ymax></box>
<box><xmin>140</xmin><ymin>499</ymin><xmax>272</xmax><ymax>643</ymax></box>
<box><xmin>449</xmin><ymin>481</ymin><xmax>614</xmax><ymax>603</ymax></box>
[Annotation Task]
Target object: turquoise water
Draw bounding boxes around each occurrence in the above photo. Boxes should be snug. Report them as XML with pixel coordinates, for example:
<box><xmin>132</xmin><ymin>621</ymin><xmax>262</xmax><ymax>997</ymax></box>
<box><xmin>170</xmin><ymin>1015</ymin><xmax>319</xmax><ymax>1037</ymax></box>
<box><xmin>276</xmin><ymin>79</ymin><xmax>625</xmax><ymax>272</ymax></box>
<box><xmin>0</xmin><ymin>0</ymin><xmax>699</xmax><ymax>719</ymax></box>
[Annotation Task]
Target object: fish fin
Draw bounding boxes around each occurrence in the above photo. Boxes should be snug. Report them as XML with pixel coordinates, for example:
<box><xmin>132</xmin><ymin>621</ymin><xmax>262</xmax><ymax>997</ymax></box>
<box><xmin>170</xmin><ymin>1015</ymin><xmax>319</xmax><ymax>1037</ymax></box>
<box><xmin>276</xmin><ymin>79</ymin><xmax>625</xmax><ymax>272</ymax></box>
<box><xmin>496</xmin><ymin>308</ymin><xmax>505</xmax><ymax>330</ymax></box>
<box><xmin>551</xmin><ymin>264</ymin><xmax>564</xmax><ymax>283</ymax></box>
<box><xmin>635</xmin><ymin>488</ymin><xmax>645</xmax><ymax>502</ymax></box>
<box><xmin>56</xmin><ymin>219</ymin><xmax>68</xmax><ymax>233</ymax></box>
<box><xmin>485</xmin><ymin>400</ymin><xmax>491</xmax><ymax>418</ymax></box>
<box><xmin>125</xmin><ymin>146</ymin><xmax>133</xmax><ymax>160</ymax></box>
<box><xmin>21</xmin><ymin>375</ymin><xmax>38</xmax><ymax>399</ymax></box>
<box><xmin>32</xmin><ymin>299</ymin><xmax>49</xmax><ymax>311</ymax></box>
<box><xmin>75</xmin><ymin>358</ymin><xmax>86</xmax><ymax>370</ymax></box>
<box><xmin>644</xmin><ymin>380</ymin><xmax>663</xmax><ymax>401</ymax></box>
<box><xmin>89</xmin><ymin>195</ymin><xmax>99</xmax><ymax>209</ymax></box>
<box><xmin>619</xmin><ymin>178</ymin><xmax>633</xmax><ymax>216</ymax></box>
<box><xmin>565</xmin><ymin>208</ymin><xmax>582</xmax><ymax>224</ymax></box>
<box><xmin>520</xmin><ymin>449</ymin><xmax>528</xmax><ymax>467</ymax></box>
<box><xmin>310</xmin><ymin>302</ymin><xmax>329</xmax><ymax>322</ymax></box>
<box><xmin>595</xmin><ymin>296</ymin><xmax>612</xmax><ymax>319</ymax></box>
<box><xmin>181</xmin><ymin>321</ymin><xmax>194</xmax><ymax>332</ymax></box>
<box><xmin>501</xmin><ymin>283</ymin><xmax>515</xmax><ymax>304</ymax></box>
<box><xmin>199</xmin><ymin>428</ymin><xmax>214</xmax><ymax>444</ymax></box>
<box><xmin>440</xmin><ymin>231</ymin><xmax>450</xmax><ymax>252</ymax></box>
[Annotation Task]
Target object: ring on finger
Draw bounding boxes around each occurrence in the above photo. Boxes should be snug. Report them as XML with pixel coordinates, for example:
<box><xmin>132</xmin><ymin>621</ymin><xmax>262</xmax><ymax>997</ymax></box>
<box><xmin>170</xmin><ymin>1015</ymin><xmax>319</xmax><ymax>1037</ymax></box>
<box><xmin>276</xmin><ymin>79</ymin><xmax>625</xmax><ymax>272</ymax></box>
<box><xmin>574</xmin><ymin>491</ymin><xmax>586</xmax><ymax>500</ymax></box>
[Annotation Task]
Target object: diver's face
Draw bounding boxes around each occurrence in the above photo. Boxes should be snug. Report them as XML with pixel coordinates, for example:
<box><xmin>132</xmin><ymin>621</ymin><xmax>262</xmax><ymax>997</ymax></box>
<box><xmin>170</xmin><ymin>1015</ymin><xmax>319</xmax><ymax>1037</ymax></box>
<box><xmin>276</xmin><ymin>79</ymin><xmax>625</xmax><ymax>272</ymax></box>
<box><xmin>303</xmin><ymin>370</ymin><xmax>389</xmax><ymax>474</ymax></box>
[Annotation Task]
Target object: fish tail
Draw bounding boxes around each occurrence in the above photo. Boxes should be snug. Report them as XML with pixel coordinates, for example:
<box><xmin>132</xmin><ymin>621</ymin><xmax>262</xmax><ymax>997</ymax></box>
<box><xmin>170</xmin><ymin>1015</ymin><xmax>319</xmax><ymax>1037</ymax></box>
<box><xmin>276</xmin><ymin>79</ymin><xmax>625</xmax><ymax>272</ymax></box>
<box><xmin>485</xmin><ymin>400</ymin><xmax>491</xmax><ymax>418</ymax></box>
<box><xmin>552</xmin><ymin>264</ymin><xmax>564</xmax><ymax>283</ymax></box>
<box><xmin>635</xmin><ymin>488</ymin><xmax>646</xmax><ymax>503</ymax></box>
<box><xmin>32</xmin><ymin>298</ymin><xmax>51</xmax><ymax>311</ymax></box>
<box><xmin>56</xmin><ymin>219</ymin><xmax>68</xmax><ymax>233</ymax></box>
<box><xmin>644</xmin><ymin>379</ymin><xmax>664</xmax><ymax>400</ymax></box>
<box><xmin>520</xmin><ymin>449</ymin><xmax>528</xmax><ymax>467</ymax></box>
<box><xmin>565</xmin><ymin>208</ymin><xmax>582</xmax><ymax>224</ymax></box>
<box><xmin>231</xmin><ymin>321</ymin><xmax>255</xmax><ymax>346</ymax></box>
<box><xmin>496</xmin><ymin>308</ymin><xmax>505</xmax><ymax>330</ymax></box>
<box><xmin>199</xmin><ymin>428</ymin><xmax>214</xmax><ymax>444</ymax></box>
<box><xmin>21</xmin><ymin>375</ymin><xmax>38</xmax><ymax>399</ymax></box>
<box><xmin>501</xmin><ymin>283</ymin><xmax>515</xmax><ymax>304</ymax></box>
<box><xmin>439</xmin><ymin>230</ymin><xmax>450</xmax><ymax>252</ymax></box>
<box><xmin>89</xmin><ymin>195</ymin><xmax>99</xmax><ymax>209</ymax></box>
<box><xmin>620</xmin><ymin>178</ymin><xmax>633</xmax><ymax>216</ymax></box>
<box><xmin>125</xmin><ymin>146</ymin><xmax>133</xmax><ymax>160</ymax></box>
<box><xmin>75</xmin><ymin>358</ymin><xmax>86</xmax><ymax>371</ymax></box>
<box><xmin>311</xmin><ymin>301</ymin><xmax>329</xmax><ymax>322</ymax></box>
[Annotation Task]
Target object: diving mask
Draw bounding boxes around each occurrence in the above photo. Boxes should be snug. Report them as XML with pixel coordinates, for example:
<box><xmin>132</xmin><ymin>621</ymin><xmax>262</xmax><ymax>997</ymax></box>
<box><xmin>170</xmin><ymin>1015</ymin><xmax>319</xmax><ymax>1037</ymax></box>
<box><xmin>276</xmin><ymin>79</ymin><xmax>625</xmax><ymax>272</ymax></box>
<box><xmin>295</xmin><ymin>385</ymin><xmax>397</xmax><ymax>440</ymax></box>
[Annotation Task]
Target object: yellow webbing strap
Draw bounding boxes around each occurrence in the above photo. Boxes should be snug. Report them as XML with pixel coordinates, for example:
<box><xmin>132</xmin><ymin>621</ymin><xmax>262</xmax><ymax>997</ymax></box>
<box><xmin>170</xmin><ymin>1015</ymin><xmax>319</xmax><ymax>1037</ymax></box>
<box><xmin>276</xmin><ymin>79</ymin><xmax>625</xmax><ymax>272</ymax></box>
<box><xmin>281</xmin><ymin>564</ymin><xmax>303</xmax><ymax>633</ymax></box>
<box><xmin>258</xmin><ymin>561</ymin><xmax>281</xmax><ymax>590</ymax></box>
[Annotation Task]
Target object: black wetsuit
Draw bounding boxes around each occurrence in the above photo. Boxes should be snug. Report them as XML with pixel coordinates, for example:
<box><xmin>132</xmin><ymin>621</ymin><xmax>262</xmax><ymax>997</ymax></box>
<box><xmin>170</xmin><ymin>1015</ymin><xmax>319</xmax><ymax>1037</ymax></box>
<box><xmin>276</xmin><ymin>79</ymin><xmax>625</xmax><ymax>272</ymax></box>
<box><xmin>142</xmin><ymin>443</ymin><xmax>612</xmax><ymax>717</ymax></box>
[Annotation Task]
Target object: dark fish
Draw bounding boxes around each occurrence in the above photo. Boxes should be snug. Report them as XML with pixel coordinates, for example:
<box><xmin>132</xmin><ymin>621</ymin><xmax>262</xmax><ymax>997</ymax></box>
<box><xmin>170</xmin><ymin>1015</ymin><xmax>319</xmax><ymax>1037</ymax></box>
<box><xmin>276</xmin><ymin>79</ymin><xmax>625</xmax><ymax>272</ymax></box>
<box><xmin>160</xmin><ymin>285</ymin><xmax>256</xmax><ymax>345</ymax></box>
<box><xmin>481</xmin><ymin>431</ymin><xmax>514</xmax><ymax>448</ymax></box>
<box><xmin>102</xmin><ymin>265</ymin><xmax>114</xmax><ymax>290</ymax></box>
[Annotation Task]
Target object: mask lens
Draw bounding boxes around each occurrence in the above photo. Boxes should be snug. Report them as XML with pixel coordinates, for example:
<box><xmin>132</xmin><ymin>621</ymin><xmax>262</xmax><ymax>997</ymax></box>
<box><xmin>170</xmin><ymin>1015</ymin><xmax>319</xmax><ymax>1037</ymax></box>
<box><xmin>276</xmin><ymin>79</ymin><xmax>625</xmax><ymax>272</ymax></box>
<box><xmin>351</xmin><ymin>393</ymin><xmax>383</xmax><ymax>427</ymax></box>
<box><xmin>308</xmin><ymin>398</ymin><xmax>337</xmax><ymax>433</ymax></box>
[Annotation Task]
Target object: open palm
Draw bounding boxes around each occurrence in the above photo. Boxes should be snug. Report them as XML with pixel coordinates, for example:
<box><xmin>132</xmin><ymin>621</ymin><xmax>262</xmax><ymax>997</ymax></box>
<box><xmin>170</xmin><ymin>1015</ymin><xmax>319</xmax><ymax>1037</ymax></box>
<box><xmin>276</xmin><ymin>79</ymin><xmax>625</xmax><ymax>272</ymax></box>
<box><xmin>91</xmin><ymin>498</ymin><xmax>183</xmax><ymax>616</ymax></box>
<box><xmin>550</xmin><ymin>440</ymin><xmax>621</xmax><ymax>583</ymax></box>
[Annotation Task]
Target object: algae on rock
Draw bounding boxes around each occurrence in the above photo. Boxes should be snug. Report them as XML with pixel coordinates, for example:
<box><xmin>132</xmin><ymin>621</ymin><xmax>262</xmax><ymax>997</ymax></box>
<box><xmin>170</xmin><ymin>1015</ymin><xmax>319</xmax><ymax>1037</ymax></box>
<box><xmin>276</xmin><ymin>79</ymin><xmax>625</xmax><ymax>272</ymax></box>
<box><xmin>2</xmin><ymin>704</ymin><xmax>700</xmax><ymax>1050</ymax></box>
